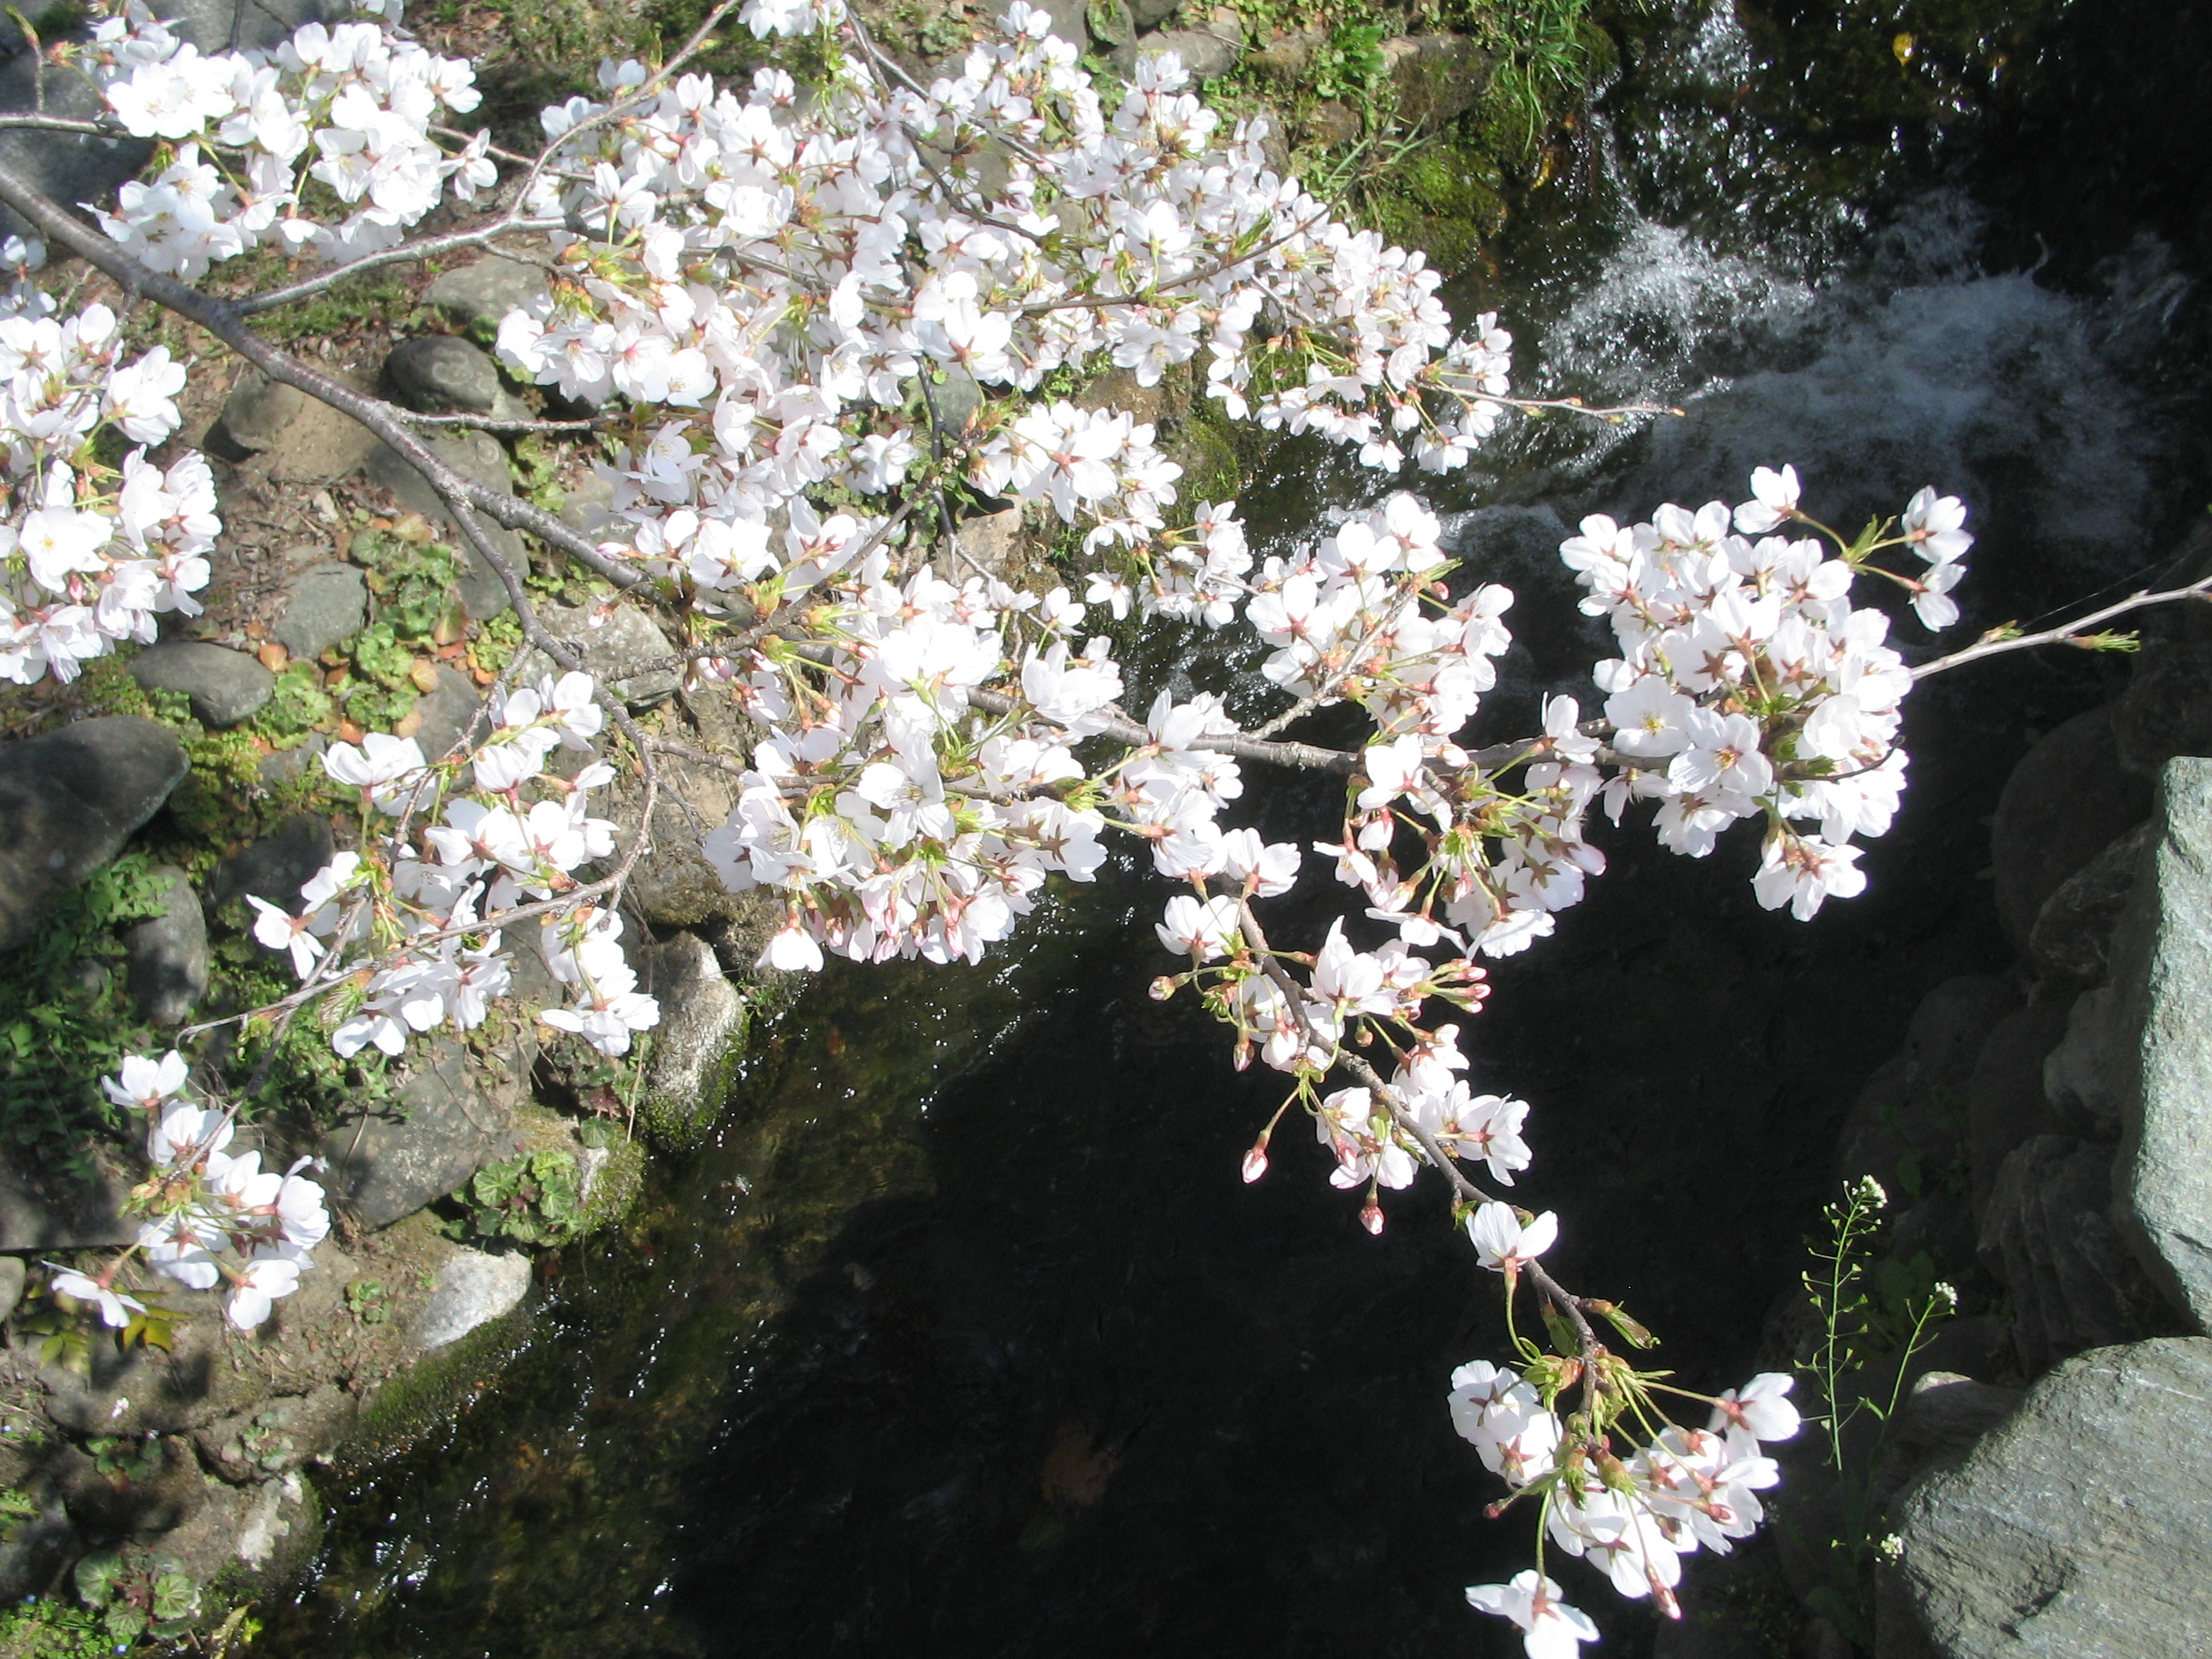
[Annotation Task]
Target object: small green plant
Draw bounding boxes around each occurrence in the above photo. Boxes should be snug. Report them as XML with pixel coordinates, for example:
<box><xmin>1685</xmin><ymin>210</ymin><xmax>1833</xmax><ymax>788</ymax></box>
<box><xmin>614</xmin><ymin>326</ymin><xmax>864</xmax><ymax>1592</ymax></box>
<box><xmin>344</xmin><ymin>1278</ymin><xmax>390</xmax><ymax>1325</ymax></box>
<box><xmin>460</xmin><ymin>1150</ymin><xmax>583</xmax><ymax>1246</ymax></box>
<box><xmin>73</xmin><ymin>1549</ymin><xmax>201</xmax><ymax>1645</ymax></box>
<box><xmin>0</xmin><ymin>1593</ymin><xmax>114</xmax><ymax>1659</ymax></box>
<box><xmin>352</xmin><ymin>521</ymin><xmax>463</xmax><ymax>638</ymax></box>
<box><xmin>1313</xmin><ymin>22</ymin><xmax>1388</xmax><ymax>106</ymax></box>
<box><xmin>0</xmin><ymin>853</ymin><xmax>167</xmax><ymax>1173</ymax></box>
<box><xmin>84</xmin><ymin>1434</ymin><xmax>166</xmax><ymax>1490</ymax></box>
<box><xmin>253</xmin><ymin>659</ymin><xmax>338</xmax><ymax>748</ymax></box>
<box><xmin>1798</xmin><ymin>1175</ymin><xmax>1959</xmax><ymax>1650</ymax></box>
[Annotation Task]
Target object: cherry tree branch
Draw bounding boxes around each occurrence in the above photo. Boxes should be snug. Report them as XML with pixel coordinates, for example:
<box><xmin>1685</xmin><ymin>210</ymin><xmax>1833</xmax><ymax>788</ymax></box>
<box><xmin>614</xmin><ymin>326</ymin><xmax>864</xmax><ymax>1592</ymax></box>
<box><xmin>1911</xmin><ymin>574</ymin><xmax>2212</xmax><ymax>679</ymax></box>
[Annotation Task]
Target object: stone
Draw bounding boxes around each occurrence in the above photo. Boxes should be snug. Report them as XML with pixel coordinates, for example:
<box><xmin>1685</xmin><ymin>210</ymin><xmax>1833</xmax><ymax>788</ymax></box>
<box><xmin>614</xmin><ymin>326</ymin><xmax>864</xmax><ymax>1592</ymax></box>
<box><xmin>408</xmin><ymin>661</ymin><xmax>484</xmax><ymax>760</ymax></box>
<box><xmin>127</xmin><ymin>640</ymin><xmax>275</xmax><ymax>727</ymax></box>
<box><xmin>2114</xmin><ymin>639</ymin><xmax>2212</xmax><ymax>774</ymax></box>
<box><xmin>383</xmin><ymin>335</ymin><xmax>531</xmax><ymax>422</ymax></box>
<box><xmin>193</xmin><ymin>1385</ymin><xmax>359</xmax><ymax>1486</ymax></box>
<box><xmin>317</xmin><ymin>1033</ymin><xmax>528</xmax><ymax>1228</ymax></box>
<box><xmin>410</xmin><ymin>1248</ymin><xmax>532</xmax><ymax>1350</ymax></box>
<box><xmin>218</xmin><ymin>368</ymin><xmax>379</xmax><ymax>480</ymax></box>
<box><xmin>2041</xmin><ymin>986</ymin><xmax>2126</xmax><ymax>1133</ymax></box>
<box><xmin>271</xmin><ymin>562</ymin><xmax>369</xmax><ymax>661</ymax></box>
<box><xmin>1032</xmin><ymin>0</ymin><xmax>1088</xmax><ymax>49</ymax></box>
<box><xmin>1128</xmin><ymin>0</ymin><xmax>1179</xmax><ymax>26</ymax></box>
<box><xmin>1246</xmin><ymin>26</ymin><xmax>1323</xmax><ymax>79</ymax></box>
<box><xmin>219</xmin><ymin>369</ymin><xmax>307</xmax><ymax>453</ymax></box>
<box><xmin>364</xmin><ymin>428</ymin><xmax>521</xmax><ymax>619</ymax></box>
<box><xmin>637</xmin><ymin>931</ymin><xmax>748</xmax><ymax>1148</ymax></box>
<box><xmin>259</xmin><ymin>731</ymin><xmax>328</xmax><ymax>786</ymax></box>
<box><xmin>2109</xmin><ymin>755</ymin><xmax>2212</xmax><ymax>1331</ymax></box>
<box><xmin>1086</xmin><ymin>0</ymin><xmax>1134</xmax><ymax>46</ymax></box>
<box><xmin>125</xmin><ymin>864</ymin><xmax>209</xmax><ymax>1027</ymax></box>
<box><xmin>158</xmin><ymin>1471</ymin><xmax>322</xmax><ymax>1592</ymax></box>
<box><xmin>1989</xmin><ymin>704</ymin><xmax>2152</xmax><ymax>953</ymax></box>
<box><xmin>0</xmin><ymin>1156</ymin><xmax>137</xmax><ymax>1252</ymax></box>
<box><xmin>0</xmin><ymin>1256</ymin><xmax>22</xmax><ymax>1321</ymax></box>
<box><xmin>2029</xmin><ymin>820</ymin><xmax>2153</xmax><ymax>984</ymax></box>
<box><xmin>1895</xmin><ymin>1337</ymin><xmax>2212</xmax><ymax>1656</ymax></box>
<box><xmin>1966</xmin><ymin>998</ymin><xmax>2071</xmax><ymax>1224</ymax></box>
<box><xmin>423</xmin><ymin>252</ymin><xmax>552</xmax><ymax>331</ymax></box>
<box><xmin>39</xmin><ymin>1291</ymin><xmax>265</xmax><ymax>1435</ymax></box>
<box><xmin>1977</xmin><ymin>1135</ymin><xmax>2167</xmax><ymax>1376</ymax></box>
<box><xmin>1109</xmin><ymin>26</ymin><xmax>1242</xmax><ymax>81</ymax></box>
<box><xmin>0</xmin><ymin>716</ymin><xmax>189</xmax><ymax>950</ymax></box>
<box><xmin>1303</xmin><ymin>99</ymin><xmax>1362</xmax><ymax>148</ymax></box>
<box><xmin>207</xmin><ymin>812</ymin><xmax>334</xmax><ymax>915</ymax></box>
<box><xmin>1382</xmin><ymin>34</ymin><xmax>1490</xmax><ymax>125</ymax></box>
<box><xmin>528</xmin><ymin>602</ymin><xmax>681</xmax><ymax>709</ymax></box>
<box><xmin>954</xmin><ymin>505</ymin><xmax>1026</xmax><ymax>575</ymax></box>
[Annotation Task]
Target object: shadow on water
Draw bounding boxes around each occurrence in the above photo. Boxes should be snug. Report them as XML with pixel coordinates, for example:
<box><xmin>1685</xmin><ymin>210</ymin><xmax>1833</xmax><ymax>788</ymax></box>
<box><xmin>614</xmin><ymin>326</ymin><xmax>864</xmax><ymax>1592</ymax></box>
<box><xmin>274</xmin><ymin>2</ymin><xmax>2212</xmax><ymax>1655</ymax></box>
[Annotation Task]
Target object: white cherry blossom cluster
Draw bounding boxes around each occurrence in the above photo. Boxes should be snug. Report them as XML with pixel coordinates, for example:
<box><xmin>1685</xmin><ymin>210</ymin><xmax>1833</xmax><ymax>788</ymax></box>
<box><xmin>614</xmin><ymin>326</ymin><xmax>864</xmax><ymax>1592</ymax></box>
<box><xmin>1454</xmin><ymin>1356</ymin><xmax>1802</xmax><ymax>1650</ymax></box>
<box><xmin>83</xmin><ymin>0</ymin><xmax>488</xmax><ymax>271</ymax></box>
<box><xmin>45</xmin><ymin>1053</ymin><xmax>332</xmax><ymax>1330</ymax></box>
<box><xmin>485</xmin><ymin>0</ymin><xmax>1519</xmax><ymax>592</ymax></box>
<box><xmin>0</xmin><ymin>244</ymin><xmax>212</xmax><ymax>684</ymax></box>
<box><xmin>1565</xmin><ymin>465</ymin><xmax>1971</xmax><ymax>922</ymax></box>
<box><xmin>0</xmin><ymin>3</ymin><xmax>2023</xmax><ymax>1639</ymax></box>
<box><xmin>245</xmin><ymin>672</ymin><xmax>660</xmax><ymax>1057</ymax></box>
<box><xmin>701</xmin><ymin>551</ymin><xmax>1123</xmax><ymax>969</ymax></box>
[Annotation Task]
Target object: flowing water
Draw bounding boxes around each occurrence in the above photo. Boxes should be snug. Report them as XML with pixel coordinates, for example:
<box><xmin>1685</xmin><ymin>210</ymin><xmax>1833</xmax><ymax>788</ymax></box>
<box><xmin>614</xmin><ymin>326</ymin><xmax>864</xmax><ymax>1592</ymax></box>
<box><xmin>273</xmin><ymin>4</ymin><xmax>2212</xmax><ymax>1655</ymax></box>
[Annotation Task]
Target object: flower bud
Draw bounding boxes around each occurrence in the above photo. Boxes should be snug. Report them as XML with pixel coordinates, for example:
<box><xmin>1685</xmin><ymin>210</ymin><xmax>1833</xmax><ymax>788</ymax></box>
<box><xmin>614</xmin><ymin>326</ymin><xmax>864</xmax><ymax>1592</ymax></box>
<box><xmin>1149</xmin><ymin>975</ymin><xmax>1179</xmax><ymax>1002</ymax></box>
<box><xmin>1359</xmin><ymin>1198</ymin><xmax>1385</xmax><ymax>1235</ymax></box>
<box><xmin>1241</xmin><ymin>1144</ymin><xmax>1268</xmax><ymax>1184</ymax></box>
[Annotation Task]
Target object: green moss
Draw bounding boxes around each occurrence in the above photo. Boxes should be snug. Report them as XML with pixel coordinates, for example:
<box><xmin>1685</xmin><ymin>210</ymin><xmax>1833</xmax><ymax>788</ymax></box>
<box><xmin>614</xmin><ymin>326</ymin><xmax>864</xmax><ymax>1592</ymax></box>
<box><xmin>576</xmin><ymin>1138</ymin><xmax>647</xmax><ymax>1234</ymax></box>
<box><xmin>351</xmin><ymin>1291</ymin><xmax>531</xmax><ymax>1458</ymax></box>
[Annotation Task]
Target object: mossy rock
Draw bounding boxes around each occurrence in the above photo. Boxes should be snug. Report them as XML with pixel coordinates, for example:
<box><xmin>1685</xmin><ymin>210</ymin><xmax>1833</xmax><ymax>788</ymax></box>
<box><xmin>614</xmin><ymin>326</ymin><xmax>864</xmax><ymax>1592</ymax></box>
<box><xmin>576</xmin><ymin>1138</ymin><xmax>646</xmax><ymax>1234</ymax></box>
<box><xmin>347</xmin><ymin>1305</ymin><xmax>532</xmax><ymax>1461</ymax></box>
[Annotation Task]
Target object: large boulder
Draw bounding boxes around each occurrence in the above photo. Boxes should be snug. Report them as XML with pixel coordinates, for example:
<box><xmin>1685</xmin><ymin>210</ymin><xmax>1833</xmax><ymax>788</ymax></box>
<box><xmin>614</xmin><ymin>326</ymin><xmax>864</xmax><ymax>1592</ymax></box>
<box><xmin>1989</xmin><ymin>706</ymin><xmax>2152</xmax><ymax>954</ymax></box>
<box><xmin>2109</xmin><ymin>755</ymin><xmax>2212</xmax><ymax>1330</ymax></box>
<box><xmin>1976</xmin><ymin>1135</ymin><xmax>2167</xmax><ymax>1376</ymax></box>
<box><xmin>1895</xmin><ymin>1337</ymin><xmax>2212</xmax><ymax>1656</ymax></box>
<box><xmin>0</xmin><ymin>717</ymin><xmax>188</xmax><ymax>950</ymax></box>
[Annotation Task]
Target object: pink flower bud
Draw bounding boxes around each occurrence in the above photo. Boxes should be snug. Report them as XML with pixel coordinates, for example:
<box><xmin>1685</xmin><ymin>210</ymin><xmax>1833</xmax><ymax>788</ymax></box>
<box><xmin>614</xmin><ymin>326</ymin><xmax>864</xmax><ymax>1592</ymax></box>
<box><xmin>1241</xmin><ymin>1144</ymin><xmax>1268</xmax><ymax>1184</ymax></box>
<box><xmin>1148</xmin><ymin>975</ymin><xmax>1178</xmax><ymax>1002</ymax></box>
<box><xmin>1360</xmin><ymin>1198</ymin><xmax>1385</xmax><ymax>1235</ymax></box>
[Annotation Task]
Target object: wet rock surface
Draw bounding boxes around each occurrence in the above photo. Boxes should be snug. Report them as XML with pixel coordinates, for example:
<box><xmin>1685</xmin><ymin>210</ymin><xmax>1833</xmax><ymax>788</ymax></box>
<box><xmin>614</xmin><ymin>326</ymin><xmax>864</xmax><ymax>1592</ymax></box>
<box><xmin>0</xmin><ymin>716</ymin><xmax>188</xmax><ymax>950</ymax></box>
<box><xmin>636</xmin><ymin>932</ymin><xmax>747</xmax><ymax>1148</ymax></box>
<box><xmin>1897</xmin><ymin>1338</ymin><xmax>2212</xmax><ymax>1657</ymax></box>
